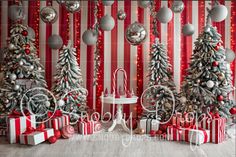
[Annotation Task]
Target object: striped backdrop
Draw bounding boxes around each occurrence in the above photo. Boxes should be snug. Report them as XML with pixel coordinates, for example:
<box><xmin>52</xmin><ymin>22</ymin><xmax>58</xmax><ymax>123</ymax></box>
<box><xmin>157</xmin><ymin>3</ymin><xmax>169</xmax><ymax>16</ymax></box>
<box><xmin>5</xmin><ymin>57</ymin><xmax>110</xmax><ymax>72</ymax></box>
<box><xmin>0</xmin><ymin>0</ymin><xmax>235</xmax><ymax>117</ymax></box>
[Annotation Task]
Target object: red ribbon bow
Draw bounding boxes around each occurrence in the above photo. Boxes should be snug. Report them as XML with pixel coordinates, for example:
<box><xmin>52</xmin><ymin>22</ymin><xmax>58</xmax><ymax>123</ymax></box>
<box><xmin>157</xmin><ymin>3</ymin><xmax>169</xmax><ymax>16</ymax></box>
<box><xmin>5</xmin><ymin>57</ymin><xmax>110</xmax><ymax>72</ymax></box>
<box><xmin>9</xmin><ymin>109</ymin><xmax>30</xmax><ymax>118</ymax></box>
<box><xmin>23</xmin><ymin>124</ymin><xmax>45</xmax><ymax>135</ymax></box>
<box><xmin>47</xmin><ymin>110</ymin><xmax>62</xmax><ymax>118</ymax></box>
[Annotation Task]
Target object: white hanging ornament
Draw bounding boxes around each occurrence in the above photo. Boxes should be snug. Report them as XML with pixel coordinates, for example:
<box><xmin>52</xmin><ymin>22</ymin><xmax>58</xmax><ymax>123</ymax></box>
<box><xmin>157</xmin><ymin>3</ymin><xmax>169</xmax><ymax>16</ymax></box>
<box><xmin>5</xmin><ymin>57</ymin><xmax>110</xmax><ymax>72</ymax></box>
<box><xmin>102</xmin><ymin>0</ymin><xmax>114</xmax><ymax>6</ymax></box>
<box><xmin>157</xmin><ymin>6</ymin><xmax>173</xmax><ymax>24</ymax></box>
<box><xmin>182</xmin><ymin>23</ymin><xmax>195</xmax><ymax>36</ymax></box>
<box><xmin>117</xmin><ymin>9</ymin><xmax>126</xmax><ymax>21</ymax></box>
<box><xmin>206</xmin><ymin>80</ymin><xmax>214</xmax><ymax>88</ymax></box>
<box><xmin>8</xmin><ymin>5</ymin><xmax>25</xmax><ymax>21</ymax></box>
<box><xmin>29</xmin><ymin>65</ymin><xmax>34</xmax><ymax>71</ymax></box>
<box><xmin>82</xmin><ymin>29</ymin><xmax>98</xmax><ymax>45</ymax></box>
<box><xmin>8</xmin><ymin>43</ymin><xmax>16</xmax><ymax>50</ymax></box>
<box><xmin>14</xmin><ymin>84</ymin><xmax>20</xmax><ymax>91</ymax></box>
<box><xmin>65</xmin><ymin>1</ymin><xmax>80</xmax><ymax>13</ymax></box>
<box><xmin>47</xmin><ymin>34</ymin><xmax>63</xmax><ymax>49</ymax></box>
<box><xmin>171</xmin><ymin>1</ymin><xmax>184</xmax><ymax>13</ymax></box>
<box><xmin>125</xmin><ymin>21</ymin><xmax>147</xmax><ymax>46</ymax></box>
<box><xmin>210</xmin><ymin>4</ymin><xmax>228</xmax><ymax>22</ymax></box>
<box><xmin>19</xmin><ymin>60</ymin><xmax>24</xmax><ymax>66</ymax></box>
<box><xmin>58</xmin><ymin>99</ymin><xmax>65</xmax><ymax>107</ymax></box>
<box><xmin>138</xmin><ymin>0</ymin><xmax>151</xmax><ymax>8</ymax></box>
<box><xmin>100</xmin><ymin>14</ymin><xmax>115</xmax><ymax>31</ymax></box>
<box><xmin>225</xmin><ymin>48</ymin><xmax>235</xmax><ymax>63</ymax></box>
<box><xmin>40</xmin><ymin>6</ymin><xmax>58</xmax><ymax>24</ymax></box>
<box><xmin>10</xmin><ymin>73</ymin><xmax>17</xmax><ymax>81</ymax></box>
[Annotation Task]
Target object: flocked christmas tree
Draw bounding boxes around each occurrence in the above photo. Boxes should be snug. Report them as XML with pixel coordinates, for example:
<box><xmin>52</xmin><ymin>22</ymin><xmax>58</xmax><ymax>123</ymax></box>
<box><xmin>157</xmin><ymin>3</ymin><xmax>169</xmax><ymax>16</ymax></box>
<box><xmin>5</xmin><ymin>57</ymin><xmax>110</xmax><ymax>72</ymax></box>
<box><xmin>181</xmin><ymin>19</ymin><xmax>235</xmax><ymax>118</ymax></box>
<box><xmin>52</xmin><ymin>41</ymin><xmax>87</xmax><ymax>122</ymax></box>
<box><xmin>145</xmin><ymin>38</ymin><xmax>181</xmax><ymax>122</ymax></box>
<box><xmin>0</xmin><ymin>23</ymin><xmax>47</xmax><ymax>115</ymax></box>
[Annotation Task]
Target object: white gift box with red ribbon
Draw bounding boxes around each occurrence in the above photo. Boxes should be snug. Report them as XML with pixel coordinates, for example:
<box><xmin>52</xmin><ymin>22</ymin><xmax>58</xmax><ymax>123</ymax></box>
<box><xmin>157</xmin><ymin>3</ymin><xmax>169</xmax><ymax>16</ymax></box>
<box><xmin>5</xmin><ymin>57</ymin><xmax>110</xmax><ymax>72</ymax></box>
<box><xmin>19</xmin><ymin>128</ymin><xmax>54</xmax><ymax>145</ymax></box>
<box><xmin>78</xmin><ymin>120</ymin><xmax>94</xmax><ymax>135</ymax></box>
<box><xmin>7</xmin><ymin>115</ymin><xmax>36</xmax><ymax>144</ymax></box>
<box><xmin>167</xmin><ymin>126</ymin><xmax>181</xmax><ymax>141</ymax></box>
<box><xmin>198</xmin><ymin>117</ymin><xmax>226</xmax><ymax>144</ymax></box>
<box><xmin>46</xmin><ymin>115</ymin><xmax>70</xmax><ymax>130</ymax></box>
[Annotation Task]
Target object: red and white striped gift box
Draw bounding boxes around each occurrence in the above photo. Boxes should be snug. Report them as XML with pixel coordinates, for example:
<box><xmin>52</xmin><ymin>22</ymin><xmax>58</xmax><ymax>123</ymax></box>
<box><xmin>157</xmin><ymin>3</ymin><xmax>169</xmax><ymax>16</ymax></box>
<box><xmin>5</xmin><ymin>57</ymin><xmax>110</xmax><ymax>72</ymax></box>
<box><xmin>171</xmin><ymin>113</ymin><xmax>194</xmax><ymax>127</ymax></box>
<box><xmin>198</xmin><ymin>117</ymin><xmax>226</xmax><ymax>144</ymax></box>
<box><xmin>78</xmin><ymin>120</ymin><xmax>94</xmax><ymax>135</ymax></box>
<box><xmin>167</xmin><ymin>126</ymin><xmax>181</xmax><ymax>141</ymax></box>
<box><xmin>7</xmin><ymin>115</ymin><xmax>36</xmax><ymax>144</ymax></box>
<box><xmin>93</xmin><ymin>121</ymin><xmax>102</xmax><ymax>133</ymax></box>
<box><xmin>20</xmin><ymin>128</ymin><xmax>54</xmax><ymax>145</ymax></box>
<box><xmin>46</xmin><ymin>115</ymin><xmax>70</xmax><ymax>130</ymax></box>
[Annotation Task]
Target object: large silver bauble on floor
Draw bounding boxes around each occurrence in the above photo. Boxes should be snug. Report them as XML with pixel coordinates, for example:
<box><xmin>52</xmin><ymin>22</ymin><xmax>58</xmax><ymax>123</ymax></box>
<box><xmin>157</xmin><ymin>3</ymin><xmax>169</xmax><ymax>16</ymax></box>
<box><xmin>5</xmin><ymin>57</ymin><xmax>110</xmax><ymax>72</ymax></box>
<box><xmin>210</xmin><ymin>4</ymin><xmax>228</xmax><ymax>22</ymax></box>
<box><xmin>8</xmin><ymin>5</ymin><xmax>24</xmax><ymax>21</ymax></box>
<box><xmin>182</xmin><ymin>23</ymin><xmax>195</xmax><ymax>36</ymax></box>
<box><xmin>40</xmin><ymin>6</ymin><xmax>58</xmax><ymax>24</ymax></box>
<box><xmin>157</xmin><ymin>7</ymin><xmax>173</xmax><ymax>23</ymax></box>
<box><xmin>82</xmin><ymin>29</ymin><xmax>98</xmax><ymax>45</ymax></box>
<box><xmin>47</xmin><ymin>34</ymin><xmax>63</xmax><ymax>50</ymax></box>
<box><xmin>125</xmin><ymin>22</ymin><xmax>147</xmax><ymax>46</ymax></box>
<box><xmin>171</xmin><ymin>1</ymin><xmax>184</xmax><ymax>13</ymax></box>
<box><xmin>65</xmin><ymin>1</ymin><xmax>80</xmax><ymax>13</ymax></box>
<box><xmin>100</xmin><ymin>14</ymin><xmax>115</xmax><ymax>31</ymax></box>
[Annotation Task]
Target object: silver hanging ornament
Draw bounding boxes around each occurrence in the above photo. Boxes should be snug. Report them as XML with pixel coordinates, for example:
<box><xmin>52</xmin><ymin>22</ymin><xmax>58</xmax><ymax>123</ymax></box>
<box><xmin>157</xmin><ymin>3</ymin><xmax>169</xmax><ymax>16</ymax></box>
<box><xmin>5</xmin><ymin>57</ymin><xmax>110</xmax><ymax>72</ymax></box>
<box><xmin>47</xmin><ymin>34</ymin><xmax>63</xmax><ymax>49</ymax></box>
<box><xmin>204</xmin><ymin>25</ymin><xmax>211</xmax><ymax>33</ymax></box>
<box><xmin>5</xmin><ymin>99</ymin><xmax>9</xmax><ymax>104</ymax></box>
<box><xmin>206</xmin><ymin>80</ymin><xmax>214</xmax><ymax>88</ymax></box>
<box><xmin>117</xmin><ymin>9</ymin><xmax>126</xmax><ymax>21</ymax></box>
<box><xmin>225</xmin><ymin>48</ymin><xmax>235</xmax><ymax>63</ymax></box>
<box><xmin>157</xmin><ymin>6</ymin><xmax>173</xmax><ymax>24</ymax></box>
<box><xmin>100</xmin><ymin>14</ymin><xmax>115</xmax><ymax>31</ymax></box>
<box><xmin>10</xmin><ymin>73</ymin><xmax>17</xmax><ymax>81</ymax></box>
<box><xmin>65</xmin><ymin>1</ymin><xmax>80</xmax><ymax>13</ymax></box>
<box><xmin>8</xmin><ymin>43</ymin><xmax>16</xmax><ymax>50</ymax></box>
<box><xmin>182</xmin><ymin>23</ymin><xmax>195</xmax><ymax>36</ymax></box>
<box><xmin>29</xmin><ymin>65</ymin><xmax>34</xmax><ymax>71</ymax></box>
<box><xmin>14</xmin><ymin>84</ymin><xmax>20</xmax><ymax>91</ymax></box>
<box><xmin>125</xmin><ymin>21</ymin><xmax>147</xmax><ymax>46</ymax></box>
<box><xmin>8</xmin><ymin>5</ymin><xmax>25</xmax><ymax>21</ymax></box>
<box><xmin>58</xmin><ymin>99</ymin><xmax>65</xmax><ymax>107</ymax></box>
<box><xmin>27</xmin><ymin>27</ymin><xmax>35</xmax><ymax>40</ymax></box>
<box><xmin>82</xmin><ymin>29</ymin><xmax>98</xmax><ymax>45</ymax></box>
<box><xmin>210</xmin><ymin>4</ymin><xmax>228</xmax><ymax>22</ymax></box>
<box><xmin>138</xmin><ymin>0</ymin><xmax>151</xmax><ymax>8</ymax></box>
<box><xmin>171</xmin><ymin>1</ymin><xmax>184</xmax><ymax>13</ymax></box>
<box><xmin>56</xmin><ymin>0</ymin><xmax>65</xmax><ymax>4</ymax></box>
<box><xmin>40</xmin><ymin>6</ymin><xmax>58</xmax><ymax>24</ymax></box>
<box><xmin>102</xmin><ymin>0</ymin><xmax>114</xmax><ymax>6</ymax></box>
<box><xmin>19</xmin><ymin>60</ymin><xmax>24</xmax><ymax>66</ymax></box>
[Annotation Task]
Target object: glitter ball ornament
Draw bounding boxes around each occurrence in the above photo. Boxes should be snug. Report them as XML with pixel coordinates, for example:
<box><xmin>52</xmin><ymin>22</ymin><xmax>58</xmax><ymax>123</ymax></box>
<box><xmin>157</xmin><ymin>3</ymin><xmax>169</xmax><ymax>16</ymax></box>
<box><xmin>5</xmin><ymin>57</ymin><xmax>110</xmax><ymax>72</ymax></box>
<box><xmin>61</xmin><ymin>125</ymin><xmax>75</xmax><ymax>139</ymax></box>
<box><xmin>65</xmin><ymin>1</ymin><xmax>80</xmax><ymax>13</ymax></box>
<box><xmin>210</xmin><ymin>4</ymin><xmax>228</xmax><ymax>22</ymax></box>
<box><xmin>117</xmin><ymin>9</ymin><xmax>126</xmax><ymax>20</ymax></box>
<box><xmin>217</xmin><ymin>95</ymin><xmax>224</xmax><ymax>102</ymax></box>
<box><xmin>157</xmin><ymin>6</ymin><xmax>173</xmax><ymax>23</ymax></box>
<box><xmin>182</xmin><ymin>23</ymin><xmax>195</xmax><ymax>36</ymax></box>
<box><xmin>171</xmin><ymin>1</ymin><xmax>184</xmax><ymax>13</ymax></box>
<box><xmin>40</xmin><ymin>6</ymin><xmax>58</xmax><ymax>24</ymax></box>
<box><xmin>206</xmin><ymin>80</ymin><xmax>214</xmax><ymax>88</ymax></box>
<box><xmin>100</xmin><ymin>14</ymin><xmax>115</xmax><ymax>31</ymax></box>
<box><xmin>22</xmin><ymin>30</ymin><xmax>28</xmax><ymax>36</ymax></box>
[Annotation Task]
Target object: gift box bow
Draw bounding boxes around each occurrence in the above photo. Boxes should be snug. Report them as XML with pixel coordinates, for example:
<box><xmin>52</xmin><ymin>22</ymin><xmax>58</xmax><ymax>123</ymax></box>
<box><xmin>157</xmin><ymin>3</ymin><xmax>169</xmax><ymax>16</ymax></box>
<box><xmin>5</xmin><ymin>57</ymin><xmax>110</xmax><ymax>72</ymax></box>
<box><xmin>8</xmin><ymin>110</ymin><xmax>30</xmax><ymax>118</ymax></box>
<box><xmin>47</xmin><ymin>110</ymin><xmax>62</xmax><ymax>118</ymax></box>
<box><xmin>23</xmin><ymin>124</ymin><xmax>46</xmax><ymax>135</ymax></box>
<box><xmin>142</xmin><ymin>113</ymin><xmax>160</xmax><ymax>120</ymax></box>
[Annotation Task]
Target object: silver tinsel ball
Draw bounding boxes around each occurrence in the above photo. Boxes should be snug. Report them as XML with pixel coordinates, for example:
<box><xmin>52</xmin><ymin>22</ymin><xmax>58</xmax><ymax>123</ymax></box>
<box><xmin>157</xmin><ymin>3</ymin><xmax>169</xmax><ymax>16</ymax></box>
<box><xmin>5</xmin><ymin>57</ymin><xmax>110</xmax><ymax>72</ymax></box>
<box><xmin>14</xmin><ymin>84</ymin><xmax>20</xmax><ymax>91</ymax></box>
<box><xmin>206</xmin><ymin>80</ymin><xmax>214</xmax><ymax>88</ymax></box>
<box><xmin>100</xmin><ymin>14</ymin><xmax>115</xmax><ymax>31</ymax></box>
<box><xmin>56</xmin><ymin>0</ymin><xmax>65</xmax><ymax>4</ymax></box>
<box><xmin>225</xmin><ymin>48</ymin><xmax>235</xmax><ymax>63</ymax></box>
<box><xmin>27</xmin><ymin>27</ymin><xmax>35</xmax><ymax>40</ymax></box>
<box><xmin>157</xmin><ymin>6</ymin><xmax>173</xmax><ymax>23</ymax></box>
<box><xmin>58</xmin><ymin>99</ymin><xmax>65</xmax><ymax>107</ymax></box>
<box><xmin>5</xmin><ymin>99</ymin><xmax>9</xmax><ymax>104</ymax></box>
<box><xmin>10</xmin><ymin>73</ymin><xmax>17</xmax><ymax>81</ymax></box>
<box><xmin>138</xmin><ymin>0</ymin><xmax>151</xmax><ymax>8</ymax></box>
<box><xmin>65</xmin><ymin>1</ymin><xmax>80</xmax><ymax>13</ymax></box>
<box><xmin>19</xmin><ymin>60</ymin><xmax>24</xmax><ymax>66</ymax></box>
<box><xmin>47</xmin><ymin>34</ymin><xmax>63</xmax><ymax>49</ymax></box>
<box><xmin>182</xmin><ymin>23</ymin><xmax>195</xmax><ymax>36</ymax></box>
<box><xmin>82</xmin><ymin>29</ymin><xmax>98</xmax><ymax>45</ymax></box>
<box><xmin>180</xmin><ymin>96</ymin><xmax>187</xmax><ymax>104</ymax></box>
<box><xmin>117</xmin><ymin>9</ymin><xmax>126</xmax><ymax>20</ymax></box>
<box><xmin>8</xmin><ymin>5</ymin><xmax>25</xmax><ymax>21</ymax></box>
<box><xmin>102</xmin><ymin>0</ymin><xmax>114</xmax><ymax>6</ymax></box>
<box><xmin>125</xmin><ymin>21</ymin><xmax>147</xmax><ymax>46</ymax></box>
<box><xmin>45</xmin><ymin>101</ymin><xmax>51</xmax><ymax>108</ymax></box>
<box><xmin>210</xmin><ymin>4</ymin><xmax>228</xmax><ymax>22</ymax></box>
<box><xmin>171</xmin><ymin>1</ymin><xmax>184</xmax><ymax>13</ymax></box>
<box><xmin>40</xmin><ymin>6</ymin><xmax>58</xmax><ymax>24</ymax></box>
<box><xmin>8</xmin><ymin>43</ymin><xmax>16</xmax><ymax>50</ymax></box>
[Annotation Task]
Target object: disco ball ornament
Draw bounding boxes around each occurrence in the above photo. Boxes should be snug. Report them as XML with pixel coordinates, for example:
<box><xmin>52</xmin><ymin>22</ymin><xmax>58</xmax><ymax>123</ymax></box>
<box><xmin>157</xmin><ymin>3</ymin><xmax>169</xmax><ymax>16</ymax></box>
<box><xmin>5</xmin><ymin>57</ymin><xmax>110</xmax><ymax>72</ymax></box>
<box><xmin>225</xmin><ymin>48</ymin><xmax>235</xmax><ymax>63</ymax></box>
<box><xmin>47</xmin><ymin>34</ymin><xmax>63</xmax><ymax>50</ymax></box>
<box><xmin>210</xmin><ymin>4</ymin><xmax>228</xmax><ymax>22</ymax></box>
<box><xmin>117</xmin><ymin>9</ymin><xmax>126</xmax><ymax>21</ymax></box>
<box><xmin>102</xmin><ymin>0</ymin><xmax>114</xmax><ymax>6</ymax></box>
<box><xmin>182</xmin><ymin>23</ymin><xmax>195</xmax><ymax>36</ymax></box>
<box><xmin>157</xmin><ymin>6</ymin><xmax>173</xmax><ymax>23</ymax></box>
<box><xmin>125</xmin><ymin>22</ymin><xmax>147</xmax><ymax>46</ymax></box>
<box><xmin>171</xmin><ymin>1</ymin><xmax>184</xmax><ymax>13</ymax></box>
<box><xmin>56</xmin><ymin>0</ymin><xmax>65</xmax><ymax>4</ymax></box>
<box><xmin>138</xmin><ymin>0</ymin><xmax>151</xmax><ymax>8</ymax></box>
<box><xmin>27</xmin><ymin>27</ymin><xmax>35</xmax><ymax>40</ymax></box>
<box><xmin>8</xmin><ymin>5</ymin><xmax>24</xmax><ymax>21</ymax></box>
<box><xmin>100</xmin><ymin>14</ymin><xmax>115</xmax><ymax>31</ymax></box>
<box><xmin>82</xmin><ymin>29</ymin><xmax>98</xmax><ymax>45</ymax></box>
<box><xmin>65</xmin><ymin>1</ymin><xmax>80</xmax><ymax>13</ymax></box>
<box><xmin>40</xmin><ymin>6</ymin><xmax>58</xmax><ymax>24</ymax></box>
<box><xmin>206</xmin><ymin>80</ymin><xmax>215</xmax><ymax>88</ymax></box>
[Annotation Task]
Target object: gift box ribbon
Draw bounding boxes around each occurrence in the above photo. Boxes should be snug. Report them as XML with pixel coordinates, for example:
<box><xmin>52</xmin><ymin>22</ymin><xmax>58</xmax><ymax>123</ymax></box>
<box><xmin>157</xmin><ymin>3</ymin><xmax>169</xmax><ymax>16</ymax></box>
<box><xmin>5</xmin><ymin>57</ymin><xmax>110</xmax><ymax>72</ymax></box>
<box><xmin>8</xmin><ymin>110</ymin><xmax>30</xmax><ymax>118</ymax></box>
<box><xmin>47</xmin><ymin>110</ymin><xmax>62</xmax><ymax>118</ymax></box>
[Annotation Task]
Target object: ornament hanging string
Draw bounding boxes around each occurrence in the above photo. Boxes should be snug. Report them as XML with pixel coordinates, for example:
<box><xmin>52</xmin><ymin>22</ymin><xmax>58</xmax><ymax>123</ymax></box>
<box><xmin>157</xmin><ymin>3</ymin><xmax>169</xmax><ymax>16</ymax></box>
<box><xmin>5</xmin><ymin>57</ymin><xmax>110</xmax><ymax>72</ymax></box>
<box><xmin>149</xmin><ymin>1</ymin><xmax>158</xmax><ymax>37</ymax></box>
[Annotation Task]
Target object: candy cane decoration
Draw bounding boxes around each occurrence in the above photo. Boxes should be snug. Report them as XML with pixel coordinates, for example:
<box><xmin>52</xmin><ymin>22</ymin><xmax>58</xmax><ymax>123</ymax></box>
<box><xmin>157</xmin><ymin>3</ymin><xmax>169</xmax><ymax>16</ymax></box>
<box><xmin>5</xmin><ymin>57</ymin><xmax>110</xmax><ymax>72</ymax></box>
<box><xmin>112</xmin><ymin>68</ymin><xmax>128</xmax><ymax>95</ymax></box>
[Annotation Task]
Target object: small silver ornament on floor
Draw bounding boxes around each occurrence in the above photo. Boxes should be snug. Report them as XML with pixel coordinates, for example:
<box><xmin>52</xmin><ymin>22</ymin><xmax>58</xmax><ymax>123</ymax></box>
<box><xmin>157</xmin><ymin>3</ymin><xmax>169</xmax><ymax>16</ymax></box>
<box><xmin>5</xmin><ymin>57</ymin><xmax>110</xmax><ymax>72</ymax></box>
<box><xmin>100</xmin><ymin>14</ymin><xmax>115</xmax><ymax>31</ymax></box>
<box><xmin>171</xmin><ymin>1</ymin><xmax>184</xmax><ymax>13</ymax></box>
<box><xmin>125</xmin><ymin>21</ymin><xmax>147</xmax><ymax>46</ymax></box>
<box><xmin>182</xmin><ymin>23</ymin><xmax>195</xmax><ymax>36</ymax></box>
<box><xmin>47</xmin><ymin>34</ymin><xmax>63</xmax><ymax>49</ymax></box>
<box><xmin>82</xmin><ymin>29</ymin><xmax>98</xmax><ymax>45</ymax></box>
<box><xmin>40</xmin><ymin>6</ymin><xmax>58</xmax><ymax>24</ymax></box>
<box><xmin>117</xmin><ymin>9</ymin><xmax>126</xmax><ymax>21</ymax></box>
<box><xmin>157</xmin><ymin>6</ymin><xmax>173</xmax><ymax>23</ymax></box>
<box><xmin>65</xmin><ymin>1</ymin><xmax>80</xmax><ymax>13</ymax></box>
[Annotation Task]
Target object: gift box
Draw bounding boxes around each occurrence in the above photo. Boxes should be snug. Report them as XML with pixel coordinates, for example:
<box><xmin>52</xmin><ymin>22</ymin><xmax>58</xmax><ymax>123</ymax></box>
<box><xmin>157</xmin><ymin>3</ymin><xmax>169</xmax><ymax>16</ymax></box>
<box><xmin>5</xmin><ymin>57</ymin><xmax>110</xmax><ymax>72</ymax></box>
<box><xmin>140</xmin><ymin>114</ymin><xmax>159</xmax><ymax>134</ymax></box>
<box><xmin>46</xmin><ymin>111</ymin><xmax>70</xmax><ymax>130</ymax></box>
<box><xmin>167</xmin><ymin>125</ymin><xmax>181</xmax><ymax>141</ymax></box>
<box><xmin>0</xmin><ymin>127</ymin><xmax>7</xmax><ymax>136</ymax></box>
<box><xmin>171</xmin><ymin>113</ymin><xmax>194</xmax><ymax>127</ymax></box>
<box><xmin>78</xmin><ymin>120</ymin><xmax>94</xmax><ymax>135</ymax></box>
<box><xmin>20</xmin><ymin>128</ymin><xmax>54</xmax><ymax>145</ymax></box>
<box><xmin>198</xmin><ymin>117</ymin><xmax>226</xmax><ymax>144</ymax></box>
<box><xmin>8</xmin><ymin>115</ymin><xmax>36</xmax><ymax>144</ymax></box>
<box><xmin>93</xmin><ymin>121</ymin><xmax>102</xmax><ymax>133</ymax></box>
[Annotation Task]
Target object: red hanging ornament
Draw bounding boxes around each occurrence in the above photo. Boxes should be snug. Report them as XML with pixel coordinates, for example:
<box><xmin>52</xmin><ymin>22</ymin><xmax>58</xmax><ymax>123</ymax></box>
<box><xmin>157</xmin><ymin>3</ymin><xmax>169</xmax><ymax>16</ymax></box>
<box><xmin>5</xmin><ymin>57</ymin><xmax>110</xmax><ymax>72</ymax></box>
<box><xmin>64</xmin><ymin>97</ymin><xmax>68</xmax><ymax>101</ymax></box>
<box><xmin>217</xmin><ymin>42</ymin><xmax>222</xmax><ymax>47</ymax></box>
<box><xmin>212</xmin><ymin>61</ymin><xmax>219</xmax><ymax>67</ymax></box>
<box><xmin>77</xmin><ymin>104</ymin><xmax>81</xmax><ymax>107</ymax></box>
<box><xmin>68</xmin><ymin>92</ymin><xmax>72</xmax><ymax>96</ymax></box>
<box><xmin>54</xmin><ymin>130</ymin><xmax>61</xmax><ymax>139</ymax></box>
<box><xmin>217</xmin><ymin>95</ymin><xmax>224</xmax><ymax>102</ymax></box>
<box><xmin>48</xmin><ymin>136</ymin><xmax>57</xmax><ymax>144</ymax></box>
<box><xmin>22</xmin><ymin>30</ymin><xmax>28</xmax><ymax>36</ymax></box>
<box><xmin>229</xmin><ymin>107</ymin><xmax>236</xmax><ymax>115</ymax></box>
<box><xmin>215</xmin><ymin>45</ymin><xmax>220</xmax><ymax>51</ymax></box>
<box><xmin>25</xmin><ymin>49</ymin><xmax>30</xmax><ymax>55</ymax></box>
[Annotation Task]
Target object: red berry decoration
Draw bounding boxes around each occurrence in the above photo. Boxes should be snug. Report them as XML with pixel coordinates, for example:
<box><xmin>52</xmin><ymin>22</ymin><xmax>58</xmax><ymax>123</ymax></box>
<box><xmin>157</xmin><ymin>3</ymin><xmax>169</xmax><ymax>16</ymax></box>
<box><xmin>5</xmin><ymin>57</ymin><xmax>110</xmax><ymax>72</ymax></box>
<box><xmin>149</xmin><ymin>130</ymin><xmax>156</xmax><ymax>137</ymax></box>
<box><xmin>22</xmin><ymin>30</ymin><xmax>28</xmax><ymax>36</ymax></box>
<box><xmin>212</xmin><ymin>61</ymin><xmax>219</xmax><ymax>67</ymax></box>
<box><xmin>25</xmin><ymin>49</ymin><xmax>30</xmax><ymax>55</ymax></box>
<box><xmin>54</xmin><ymin>130</ymin><xmax>61</xmax><ymax>139</ymax></box>
<box><xmin>217</xmin><ymin>95</ymin><xmax>224</xmax><ymax>101</ymax></box>
<box><xmin>229</xmin><ymin>107</ymin><xmax>236</xmax><ymax>115</ymax></box>
<box><xmin>25</xmin><ymin>44</ymin><xmax>30</xmax><ymax>49</ymax></box>
<box><xmin>48</xmin><ymin>136</ymin><xmax>57</xmax><ymax>144</ymax></box>
<box><xmin>215</xmin><ymin>45</ymin><xmax>220</xmax><ymax>51</ymax></box>
<box><xmin>64</xmin><ymin>97</ymin><xmax>68</xmax><ymax>101</ymax></box>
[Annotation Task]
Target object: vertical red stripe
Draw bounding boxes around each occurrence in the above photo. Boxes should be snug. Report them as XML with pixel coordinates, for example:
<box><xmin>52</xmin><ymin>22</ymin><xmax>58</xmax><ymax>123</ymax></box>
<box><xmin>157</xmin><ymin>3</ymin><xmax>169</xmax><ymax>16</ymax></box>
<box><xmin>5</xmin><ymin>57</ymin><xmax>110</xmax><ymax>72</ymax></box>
<box><xmin>124</xmin><ymin>0</ymin><xmax>131</xmax><ymax>117</ymax></box>
<box><xmin>167</xmin><ymin>0</ymin><xmax>174</xmax><ymax>73</ymax></box>
<box><xmin>198</xmin><ymin>0</ymin><xmax>205</xmax><ymax>33</ymax></box>
<box><xmin>73</xmin><ymin>11</ymin><xmax>81</xmax><ymax>64</ymax></box>
<box><xmin>86</xmin><ymin>1</ymin><xmax>95</xmax><ymax>110</ymax></box>
<box><xmin>45</xmin><ymin>0</ymin><xmax>52</xmax><ymax>89</ymax></box>
<box><xmin>15</xmin><ymin>118</ymin><xmax>20</xmax><ymax>143</ymax></box>
<box><xmin>231</xmin><ymin>1</ymin><xmax>236</xmax><ymax>88</ymax></box>
<box><xmin>59</xmin><ymin>5</ymin><xmax>69</xmax><ymax>44</ymax></box>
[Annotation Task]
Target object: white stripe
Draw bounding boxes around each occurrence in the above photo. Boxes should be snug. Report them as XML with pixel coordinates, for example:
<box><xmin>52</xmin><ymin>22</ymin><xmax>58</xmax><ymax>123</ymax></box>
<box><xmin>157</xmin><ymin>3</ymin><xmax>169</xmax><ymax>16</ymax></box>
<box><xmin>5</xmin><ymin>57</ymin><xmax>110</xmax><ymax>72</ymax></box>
<box><xmin>161</xmin><ymin>1</ymin><xmax>168</xmax><ymax>46</ymax></box>
<box><xmin>173</xmin><ymin>14</ymin><xmax>181</xmax><ymax>92</ymax></box>
<box><xmin>69</xmin><ymin>13</ymin><xmax>74</xmax><ymax>44</ymax></box>
<box><xmin>225</xmin><ymin>1</ymin><xmax>231</xmax><ymax>49</ymax></box>
<box><xmin>192</xmin><ymin>0</ymin><xmax>198</xmax><ymax>51</ymax></box>
<box><xmin>1</xmin><ymin>1</ymin><xmax>8</xmax><ymax>47</ymax></box>
<box><xmin>22</xmin><ymin>1</ymin><xmax>28</xmax><ymax>25</ymax></box>
<box><xmin>80</xmin><ymin>1</ymin><xmax>88</xmax><ymax>88</ymax></box>
<box><xmin>39</xmin><ymin>1</ymin><xmax>46</xmax><ymax>69</ymax></box>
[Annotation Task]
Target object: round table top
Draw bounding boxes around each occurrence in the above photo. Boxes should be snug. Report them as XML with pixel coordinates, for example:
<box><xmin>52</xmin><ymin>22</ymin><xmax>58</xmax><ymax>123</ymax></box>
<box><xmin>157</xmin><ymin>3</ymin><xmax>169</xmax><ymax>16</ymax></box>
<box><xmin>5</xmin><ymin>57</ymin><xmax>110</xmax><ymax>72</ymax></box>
<box><xmin>100</xmin><ymin>95</ymin><xmax>138</xmax><ymax>104</ymax></box>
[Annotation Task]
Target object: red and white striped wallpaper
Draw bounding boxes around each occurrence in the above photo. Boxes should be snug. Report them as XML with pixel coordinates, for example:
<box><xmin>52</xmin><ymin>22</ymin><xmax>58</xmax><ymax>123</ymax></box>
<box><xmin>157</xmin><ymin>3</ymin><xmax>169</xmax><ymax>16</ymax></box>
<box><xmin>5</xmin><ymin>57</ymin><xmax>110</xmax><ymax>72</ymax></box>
<box><xmin>0</xmin><ymin>0</ymin><xmax>235</xmax><ymax>117</ymax></box>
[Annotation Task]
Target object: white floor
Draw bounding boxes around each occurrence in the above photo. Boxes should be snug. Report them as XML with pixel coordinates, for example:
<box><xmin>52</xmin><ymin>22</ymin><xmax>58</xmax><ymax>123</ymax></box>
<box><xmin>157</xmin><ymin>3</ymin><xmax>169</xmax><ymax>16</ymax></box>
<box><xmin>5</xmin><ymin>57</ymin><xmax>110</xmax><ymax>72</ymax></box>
<box><xmin>0</xmin><ymin>126</ymin><xmax>235</xmax><ymax>157</ymax></box>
